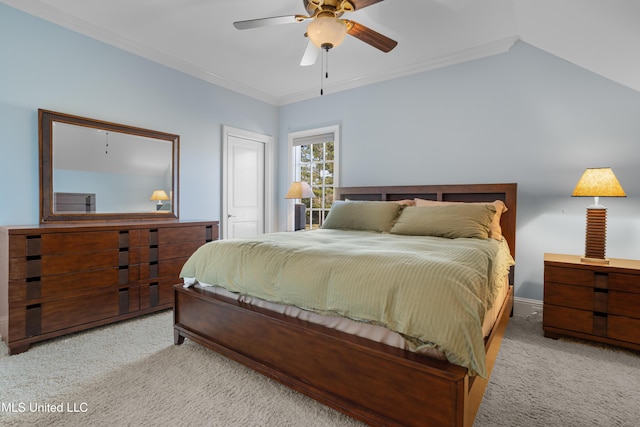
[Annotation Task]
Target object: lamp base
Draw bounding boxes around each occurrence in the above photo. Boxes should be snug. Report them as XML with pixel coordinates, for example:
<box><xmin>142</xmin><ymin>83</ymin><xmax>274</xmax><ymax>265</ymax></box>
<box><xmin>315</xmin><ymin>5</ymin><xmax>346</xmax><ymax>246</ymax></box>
<box><xmin>293</xmin><ymin>203</ymin><xmax>306</xmax><ymax>231</ymax></box>
<box><xmin>580</xmin><ymin>256</ymin><xmax>610</xmax><ymax>265</ymax></box>
<box><xmin>583</xmin><ymin>207</ymin><xmax>607</xmax><ymax>261</ymax></box>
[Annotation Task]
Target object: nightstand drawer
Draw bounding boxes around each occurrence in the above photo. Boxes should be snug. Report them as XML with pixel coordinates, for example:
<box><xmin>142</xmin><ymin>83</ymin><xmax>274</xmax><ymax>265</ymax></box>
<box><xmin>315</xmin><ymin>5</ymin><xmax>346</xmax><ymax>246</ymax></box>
<box><xmin>608</xmin><ymin>316</ymin><xmax>640</xmax><ymax>344</ymax></box>
<box><xmin>608</xmin><ymin>291</ymin><xmax>640</xmax><ymax>319</ymax></box>
<box><xmin>543</xmin><ymin>305</ymin><xmax>594</xmax><ymax>335</ymax></box>
<box><xmin>544</xmin><ymin>282</ymin><xmax>594</xmax><ymax>311</ymax></box>
<box><xmin>608</xmin><ymin>273</ymin><xmax>640</xmax><ymax>292</ymax></box>
<box><xmin>545</xmin><ymin>265</ymin><xmax>597</xmax><ymax>288</ymax></box>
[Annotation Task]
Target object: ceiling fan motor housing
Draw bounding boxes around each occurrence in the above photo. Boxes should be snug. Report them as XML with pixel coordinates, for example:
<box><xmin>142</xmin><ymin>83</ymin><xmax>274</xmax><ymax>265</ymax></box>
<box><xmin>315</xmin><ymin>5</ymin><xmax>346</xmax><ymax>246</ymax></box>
<box><xmin>304</xmin><ymin>0</ymin><xmax>355</xmax><ymax>17</ymax></box>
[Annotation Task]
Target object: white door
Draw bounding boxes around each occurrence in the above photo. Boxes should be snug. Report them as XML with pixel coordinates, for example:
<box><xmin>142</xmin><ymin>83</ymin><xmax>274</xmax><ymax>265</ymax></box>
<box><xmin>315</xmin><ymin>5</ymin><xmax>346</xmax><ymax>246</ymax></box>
<box><xmin>222</xmin><ymin>126</ymin><xmax>273</xmax><ymax>239</ymax></box>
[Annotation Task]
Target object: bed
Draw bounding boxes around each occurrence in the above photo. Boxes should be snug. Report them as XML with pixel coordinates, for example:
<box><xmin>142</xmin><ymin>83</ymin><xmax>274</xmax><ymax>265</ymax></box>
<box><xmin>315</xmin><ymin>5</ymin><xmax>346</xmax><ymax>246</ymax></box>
<box><xmin>173</xmin><ymin>183</ymin><xmax>517</xmax><ymax>427</ymax></box>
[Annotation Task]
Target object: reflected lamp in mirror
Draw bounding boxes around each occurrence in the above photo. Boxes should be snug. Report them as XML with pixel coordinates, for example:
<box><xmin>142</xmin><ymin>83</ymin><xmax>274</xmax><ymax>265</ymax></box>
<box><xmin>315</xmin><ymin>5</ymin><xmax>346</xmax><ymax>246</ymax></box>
<box><xmin>571</xmin><ymin>167</ymin><xmax>626</xmax><ymax>264</ymax></box>
<box><xmin>285</xmin><ymin>181</ymin><xmax>314</xmax><ymax>231</ymax></box>
<box><xmin>150</xmin><ymin>190</ymin><xmax>169</xmax><ymax>211</ymax></box>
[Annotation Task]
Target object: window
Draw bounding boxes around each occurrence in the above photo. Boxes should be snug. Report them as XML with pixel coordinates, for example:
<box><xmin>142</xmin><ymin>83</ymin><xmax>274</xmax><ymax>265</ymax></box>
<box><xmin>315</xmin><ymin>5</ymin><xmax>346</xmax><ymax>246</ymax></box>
<box><xmin>288</xmin><ymin>125</ymin><xmax>340</xmax><ymax>230</ymax></box>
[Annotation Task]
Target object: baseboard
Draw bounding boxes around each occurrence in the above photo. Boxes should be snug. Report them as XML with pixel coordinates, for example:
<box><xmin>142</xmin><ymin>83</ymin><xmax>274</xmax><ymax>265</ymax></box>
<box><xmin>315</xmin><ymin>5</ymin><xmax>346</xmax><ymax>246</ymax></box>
<box><xmin>513</xmin><ymin>297</ymin><xmax>543</xmax><ymax>319</ymax></box>
<box><xmin>0</xmin><ymin>315</ymin><xmax>7</xmax><ymax>339</ymax></box>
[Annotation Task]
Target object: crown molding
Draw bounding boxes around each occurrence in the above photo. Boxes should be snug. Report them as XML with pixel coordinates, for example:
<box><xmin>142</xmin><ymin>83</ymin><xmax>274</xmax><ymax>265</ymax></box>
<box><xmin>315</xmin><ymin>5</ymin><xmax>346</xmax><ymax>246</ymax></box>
<box><xmin>276</xmin><ymin>36</ymin><xmax>520</xmax><ymax>105</ymax></box>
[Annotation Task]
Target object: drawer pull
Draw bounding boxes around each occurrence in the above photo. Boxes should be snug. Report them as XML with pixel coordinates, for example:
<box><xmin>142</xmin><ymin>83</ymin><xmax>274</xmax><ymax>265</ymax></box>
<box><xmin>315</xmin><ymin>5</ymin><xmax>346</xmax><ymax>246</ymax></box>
<box><xmin>25</xmin><ymin>277</ymin><xmax>42</xmax><ymax>299</ymax></box>
<box><xmin>593</xmin><ymin>313</ymin><xmax>607</xmax><ymax>337</ymax></box>
<box><xmin>26</xmin><ymin>304</ymin><xmax>42</xmax><ymax>336</ymax></box>
<box><xmin>594</xmin><ymin>273</ymin><xmax>608</xmax><ymax>290</ymax></box>
<box><xmin>119</xmin><ymin>288</ymin><xmax>129</xmax><ymax>315</ymax></box>
<box><xmin>150</xmin><ymin>283</ymin><xmax>159</xmax><ymax>307</ymax></box>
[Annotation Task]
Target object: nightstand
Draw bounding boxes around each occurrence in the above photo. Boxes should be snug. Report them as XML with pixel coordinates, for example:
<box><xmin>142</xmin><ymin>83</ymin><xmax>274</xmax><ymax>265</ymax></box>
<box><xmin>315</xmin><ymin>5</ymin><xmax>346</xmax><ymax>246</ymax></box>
<box><xmin>543</xmin><ymin>253</ymin><xmax>640</xmax><ymax>351</ymax></box>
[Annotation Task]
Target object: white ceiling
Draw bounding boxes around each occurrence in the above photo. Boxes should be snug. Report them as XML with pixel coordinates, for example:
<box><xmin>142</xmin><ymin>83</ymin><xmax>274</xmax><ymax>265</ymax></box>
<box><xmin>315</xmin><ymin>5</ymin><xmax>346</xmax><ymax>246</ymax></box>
<box><xmin>3</xmin><ymin>0</ymin><xmax>639</xmax><ymax>105</ymax></box>
<box><xmin>53</xmin><ymin>122</ymin><xmax>173</xmax><ymax>177</ymax></box>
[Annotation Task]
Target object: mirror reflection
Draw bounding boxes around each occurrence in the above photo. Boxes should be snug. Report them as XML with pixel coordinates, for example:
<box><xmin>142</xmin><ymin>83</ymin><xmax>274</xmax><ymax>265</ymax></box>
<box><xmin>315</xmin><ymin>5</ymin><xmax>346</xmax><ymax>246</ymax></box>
<box><xmin>52</xmin><ymin>122</ymin><xmax>174</xmax><ymax>214</ymax></box>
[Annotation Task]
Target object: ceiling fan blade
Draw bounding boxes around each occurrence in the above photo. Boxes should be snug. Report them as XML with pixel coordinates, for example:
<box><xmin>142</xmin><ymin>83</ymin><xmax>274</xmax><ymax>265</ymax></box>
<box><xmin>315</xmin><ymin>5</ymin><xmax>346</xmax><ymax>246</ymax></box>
<box><xmin>346</xmin><ymin>20</ymin><xmax>397</xmax><ymax>53</ymax></box>
<box><xmin>300</xmin><ymin>40</ymin><xmax>320</xmax><ymax>66</ymax></box>
<box><xmin>348</xmin><ymin>0</ymin><xmax>385</xmax><ymax>10</ymax></box>
<box><xmin>233</xmin><ymin>15</ymin><xmax>307</xmax><ymax>30</ymax></box>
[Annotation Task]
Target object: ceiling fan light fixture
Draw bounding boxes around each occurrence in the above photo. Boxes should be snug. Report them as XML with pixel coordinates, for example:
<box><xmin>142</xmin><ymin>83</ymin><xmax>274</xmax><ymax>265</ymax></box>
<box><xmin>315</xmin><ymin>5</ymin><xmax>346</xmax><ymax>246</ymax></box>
<box><xmin>307</xmin><ymin>15</ymin><xmax>347</xmax><ymax>49</ymax></box>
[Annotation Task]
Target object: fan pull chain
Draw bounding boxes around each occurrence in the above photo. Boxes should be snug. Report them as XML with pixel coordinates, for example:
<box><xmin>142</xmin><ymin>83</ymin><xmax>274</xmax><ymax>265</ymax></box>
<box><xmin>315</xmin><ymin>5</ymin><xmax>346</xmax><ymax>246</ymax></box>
<box><xmin>320</xmin><ymin>46</ymin><xmax>330</xmax><ymax>96</ymax></box>
<box><xmin>326</xmin><ymin>47</ymin><xmax>329</xmax><ymax>79</ymax></box>
<box><xmin>320</xmin><ymin>48</ymin><xmax>324</xmax><ymax>96</ymax></box>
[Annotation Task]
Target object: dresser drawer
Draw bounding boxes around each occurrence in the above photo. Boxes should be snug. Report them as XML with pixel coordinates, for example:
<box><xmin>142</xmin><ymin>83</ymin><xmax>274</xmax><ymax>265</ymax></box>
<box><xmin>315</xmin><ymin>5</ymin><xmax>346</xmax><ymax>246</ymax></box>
<box><xmin>158</xmin><ymin>226</ymin><xmax>207</xmax><ymax>244</ymax></box>
<box><xmin>159</xmin><ymin>241</ymin><xmax>203</xmax><ymax>261</ymax></box>
<box><xmin>608</xmin><ymin>273</ymin><xmax>640</xmax><ymax>292</ymax></box>
<box><xmin>39</xmin><ymin>289</ymin><xmax>121</xmax><ymax>334</ymax></box>
<box><xmin>543</xmin><ymin>305</ymin><xmax>594</xmax><ymax>335</ymax></box>
<box><xmin>544</xmin><ymin>282</ymin><xmax>594</xmax><ymax>311</ymax></box>
<box><xmin>8</xmin><ymin>268</ymin><xmax>120</xmax><ymax>302</ymax></box>
<box><xmin>608</xmin><ymin>291</ymin><xmax>640</xmax><ymax>319</ymax></box>
<box><xmin>608</xmin><ymin>315</ymin><xmax>640</xmax><ymax>344</ymax></box>
<box><xmin>158</xmin><ymin>257</ymin><xmax>189</xmax><ymax>279</ymax></box>
<box><xmin>9</xmin><ymin>288</ymin><xmax>122</xmax><ymax>340</ymax></box>
<box><xmin>545</xmin><ymin>265</ymin><xmax>596</xmax><ymax>288</ymax></box>
<box><xmin>41</xmin><ymin>250</ymin><xmax>119</xmax><ymax>276</ymax></box>
<box><xmin>41</xmin><ymin>232</ymin><xmax>120</xmax><ymax>254</ymax></box>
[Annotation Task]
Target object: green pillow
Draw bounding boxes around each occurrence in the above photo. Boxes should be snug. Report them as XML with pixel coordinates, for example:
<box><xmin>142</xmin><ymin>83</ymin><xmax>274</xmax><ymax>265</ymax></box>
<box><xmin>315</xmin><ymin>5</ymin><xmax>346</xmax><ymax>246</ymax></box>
<box><xmin>390</xmin><ymin>204</ymin><xmax>495</xmax><ymax>239</ymax></box>
<box><xmin>321</xmin><ymin>201</ymin><xmax>401</xmax><ymax>232</ymax></box>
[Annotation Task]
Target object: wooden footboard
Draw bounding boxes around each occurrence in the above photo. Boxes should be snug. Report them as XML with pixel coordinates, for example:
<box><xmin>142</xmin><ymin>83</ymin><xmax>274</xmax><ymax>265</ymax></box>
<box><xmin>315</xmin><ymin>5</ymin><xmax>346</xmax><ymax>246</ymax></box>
<box><xmin>173</xmin><ymin>284</ymin><xmax>513</xmax><ymax>427</ymax></box>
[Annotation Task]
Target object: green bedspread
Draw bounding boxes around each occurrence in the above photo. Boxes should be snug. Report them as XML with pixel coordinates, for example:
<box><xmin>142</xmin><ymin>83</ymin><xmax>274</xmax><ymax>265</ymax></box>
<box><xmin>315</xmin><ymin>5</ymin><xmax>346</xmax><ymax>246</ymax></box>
<box><xmin>180</xmin><ymin>229</ymin><xmax>514</xmax><ymax>377</ymax></box>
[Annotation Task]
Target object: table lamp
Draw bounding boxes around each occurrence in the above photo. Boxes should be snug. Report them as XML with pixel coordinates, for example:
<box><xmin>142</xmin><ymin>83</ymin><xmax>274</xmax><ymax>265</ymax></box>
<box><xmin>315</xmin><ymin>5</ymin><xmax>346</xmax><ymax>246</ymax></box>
<box><xmin>150</xmin><ymin>190</ymin><xmax>169</xmax><ymax>211</ymax></box>
<box><xmin>285</xmin><ymin>181</ymin><xmax>314</xmax><ymax>231</ymax></box>
<box><xmin>571</xmin><ymin>167</ymin><xmax>626</xmax><ymax>264</ymax></box>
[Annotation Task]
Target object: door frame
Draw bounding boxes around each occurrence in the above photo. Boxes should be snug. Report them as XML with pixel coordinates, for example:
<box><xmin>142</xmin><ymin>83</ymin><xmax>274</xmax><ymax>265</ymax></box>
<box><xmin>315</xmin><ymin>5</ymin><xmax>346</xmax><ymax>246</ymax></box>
<box><xmin>221</xmin><ymin>125</ymin><xmax>274</xmax><ymax>239</ymax></box>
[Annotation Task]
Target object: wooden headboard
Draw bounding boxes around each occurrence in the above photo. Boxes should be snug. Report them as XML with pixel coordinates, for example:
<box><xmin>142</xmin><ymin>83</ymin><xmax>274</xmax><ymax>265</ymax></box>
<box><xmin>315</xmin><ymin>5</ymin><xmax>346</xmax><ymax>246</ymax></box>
<box><xmin>336</xmin><ymin>183</ymin><xmax>517</xmax><ymax>281</ymax></box>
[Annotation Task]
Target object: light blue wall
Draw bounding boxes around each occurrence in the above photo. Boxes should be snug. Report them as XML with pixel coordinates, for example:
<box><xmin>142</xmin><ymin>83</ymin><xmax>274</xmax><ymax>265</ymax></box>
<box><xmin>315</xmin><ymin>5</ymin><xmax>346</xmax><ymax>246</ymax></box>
<box><xmin>279</xmin><ymin>42</ymin><xmax>640</xmax><ymax>301</ymax></box>
<box><xmin>54</xmin><ymin>169</ymin><xmax>165</xmax><ymax>213</ymax></box>
<box><xmin>0</xmin><ymin>3</ymin><xmax>278</xmax><ymax>225</ymax></box>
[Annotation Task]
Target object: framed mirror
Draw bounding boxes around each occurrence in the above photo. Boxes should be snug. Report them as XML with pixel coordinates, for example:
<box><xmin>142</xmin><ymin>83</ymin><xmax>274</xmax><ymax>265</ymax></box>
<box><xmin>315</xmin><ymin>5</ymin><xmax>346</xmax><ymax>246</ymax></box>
<box><xmin>39</xmin><ymin>109</ymin><xmax>179</xmax><ymax>223</ymax></box>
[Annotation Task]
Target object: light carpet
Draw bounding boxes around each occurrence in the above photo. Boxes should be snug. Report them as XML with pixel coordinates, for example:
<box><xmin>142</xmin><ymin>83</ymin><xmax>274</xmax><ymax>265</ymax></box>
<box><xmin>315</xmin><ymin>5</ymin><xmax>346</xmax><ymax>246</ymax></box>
<box><xmin>1</xmin><ymin>311</ymin><xmax>638</xmax><ymax>426</ymax></box>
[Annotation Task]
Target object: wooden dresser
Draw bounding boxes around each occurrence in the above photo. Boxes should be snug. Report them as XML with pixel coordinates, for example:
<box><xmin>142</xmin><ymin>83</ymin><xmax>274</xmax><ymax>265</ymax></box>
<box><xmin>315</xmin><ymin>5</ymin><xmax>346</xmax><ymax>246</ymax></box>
<box><xmin>0</xmin><ymin>220</ymin><xmax>217</xmax><ymax>354</ymax></box>
<box><xmin>543</xmin><ymin>253</ymin><xmax>640</xmax><ymax>351</ymax></box>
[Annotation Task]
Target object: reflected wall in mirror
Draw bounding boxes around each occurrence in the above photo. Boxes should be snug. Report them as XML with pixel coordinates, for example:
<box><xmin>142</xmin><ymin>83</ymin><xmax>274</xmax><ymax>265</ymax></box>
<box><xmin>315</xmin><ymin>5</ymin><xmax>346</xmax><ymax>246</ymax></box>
<box><xmin>39</xmin><ymin>109</ymin><xmax>179</xmax><ymax>223</ymax></box>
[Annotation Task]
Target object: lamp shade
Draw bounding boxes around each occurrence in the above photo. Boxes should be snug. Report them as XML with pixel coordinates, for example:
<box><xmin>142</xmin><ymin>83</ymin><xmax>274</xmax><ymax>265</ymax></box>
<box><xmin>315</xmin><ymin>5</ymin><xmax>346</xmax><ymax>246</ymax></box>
<box><xmin>285</xmin><ymin>181</ymin><xmax>314</xmax><ymax>199</ymax></box>
<box><xmin>571</xmin><ymin>168</ymin><xmax>626</xmax><ymax>198</ymax></box>
<box><xmin>307</xmin><ymin>16</ymin><xmax>348</xmax><ymax>49</ymax></box>
<box><xmin>150</xmin><ymin>190</ymin><xmax>169</xmax><ymax>201</ymax></box>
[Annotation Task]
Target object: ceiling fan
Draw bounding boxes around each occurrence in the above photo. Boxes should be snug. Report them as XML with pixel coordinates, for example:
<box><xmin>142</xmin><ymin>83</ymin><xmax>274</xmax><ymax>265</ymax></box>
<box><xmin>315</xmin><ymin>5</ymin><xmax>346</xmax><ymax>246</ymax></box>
<box><xmin>233</xmin><ymin>0</ymin><xmax>398</xmax><ymax>66</ymax></box>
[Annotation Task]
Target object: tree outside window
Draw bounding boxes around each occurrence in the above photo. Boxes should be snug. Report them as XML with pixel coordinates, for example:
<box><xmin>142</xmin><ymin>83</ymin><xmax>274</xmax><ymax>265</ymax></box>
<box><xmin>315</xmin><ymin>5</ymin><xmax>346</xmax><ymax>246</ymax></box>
<box><xmin>298</xmin><ymin>142</ymin><xmax>334</xmax><ymax>229</ymax></box>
